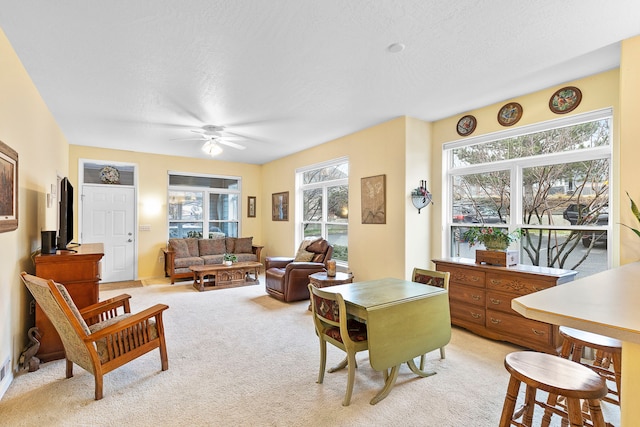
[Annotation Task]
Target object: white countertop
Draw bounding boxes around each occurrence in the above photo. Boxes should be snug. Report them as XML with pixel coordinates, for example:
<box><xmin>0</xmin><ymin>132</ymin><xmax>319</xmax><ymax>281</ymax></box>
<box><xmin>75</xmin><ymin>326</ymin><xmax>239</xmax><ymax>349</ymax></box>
<box><xmin>512</xmin><ymin>261</ymin><xmax>640</xmax><ymax>344</ymax></box>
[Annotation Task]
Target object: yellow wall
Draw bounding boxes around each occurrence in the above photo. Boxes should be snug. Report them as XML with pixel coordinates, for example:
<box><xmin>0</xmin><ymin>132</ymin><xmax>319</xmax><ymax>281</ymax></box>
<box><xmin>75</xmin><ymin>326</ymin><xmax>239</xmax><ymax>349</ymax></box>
<box><xmin>0</xmin><ymin>29</ymin><xmax>69</xmax><ymax>394</ymax></box>
<box><xmin>68</xmin><ymin>146</ymin><xmax>263</xmax><ymax>279</ymax></box>
<box><xmin>430</xmin><ymin>69</ymin><xmax>621</xmax><ymax>264</ymax></box>
<box><xmin>261</xmin><ymin>117</ymin><xmax>421</xmax><ymax>282</ymax></box>
<box><xmin>620</xmin><ymin>35</ymin><xmax>640</xmax><ymax>265</ymax></box>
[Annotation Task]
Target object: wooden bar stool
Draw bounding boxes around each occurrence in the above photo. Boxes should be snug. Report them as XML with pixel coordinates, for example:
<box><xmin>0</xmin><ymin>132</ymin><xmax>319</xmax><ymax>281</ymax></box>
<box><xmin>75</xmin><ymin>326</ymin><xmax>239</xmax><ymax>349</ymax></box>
<box><xmin>557</xmin><ymin>326</ymin><xmax>622</xmax><ymax>406</ymax></box>
<box><xmin>499</xmin><ymin>351</ymin><xmax>608</xmax><ymax>427</ymax></box>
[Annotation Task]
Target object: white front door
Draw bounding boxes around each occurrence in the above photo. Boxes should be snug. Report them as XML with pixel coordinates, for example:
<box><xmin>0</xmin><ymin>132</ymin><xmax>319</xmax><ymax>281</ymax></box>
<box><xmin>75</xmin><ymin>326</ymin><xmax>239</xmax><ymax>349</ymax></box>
<box><xmin>81</xmin><ymin>185</ymin><xmax>136</xmax><ymax>282</ymax></box>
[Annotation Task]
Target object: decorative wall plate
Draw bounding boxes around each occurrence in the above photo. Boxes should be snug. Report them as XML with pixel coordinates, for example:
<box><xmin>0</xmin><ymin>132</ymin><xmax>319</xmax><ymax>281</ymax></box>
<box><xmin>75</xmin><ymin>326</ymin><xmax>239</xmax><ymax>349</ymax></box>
<box><xmin>497</xmin><ymin>102</ymin><xmax>523</xmax><ymax>127</ymax></box>
<box><xmin>100</xmin><ymin>165</ymin><xmax>120</xmax><ymax>184</ymax></box>
<box><xmin>549</xmin><ymin>86</ymin><xmax>582</xmax><ymax>114</ymax></box>
<box><xmin>456</xmin><ymin>115</ymin><xmax>477</xmax><ymax>136</ymax></box>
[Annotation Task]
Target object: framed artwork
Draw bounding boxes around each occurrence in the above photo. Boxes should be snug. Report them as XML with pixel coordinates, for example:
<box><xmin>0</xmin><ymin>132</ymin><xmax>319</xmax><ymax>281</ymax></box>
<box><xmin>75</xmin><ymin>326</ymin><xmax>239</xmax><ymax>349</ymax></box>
<box><xmin>0</xmin><ymin>140</ymin><xmax>18</xmax><ymax>233</ymax></box>
<box><xmin>272</xmin><ymin>192</ymin><xmax>289</xmax><ymax>221</ymax></box>
<box><xmin>247</xmin><ymin>196</ymin><xmax>256</xmax><ymax>218</ymax></box>
<box><xmin>549</xmin><ymin>86</ymin><xmax>582</xmax><ymax>114</ymax></box>
<box><xmin>497</xmin><ymin>102</ymin><xmax>523</xmax><ymax>127</ymax></box>
<box><xmin>456</xmin><ymin>115</ymin><xmax>477</xmax><ymax>136</ymax></box>
<box><xmin>361</xmin><ymin>174</ymin><xmax>386</xmax><ymax>224</ymax></box>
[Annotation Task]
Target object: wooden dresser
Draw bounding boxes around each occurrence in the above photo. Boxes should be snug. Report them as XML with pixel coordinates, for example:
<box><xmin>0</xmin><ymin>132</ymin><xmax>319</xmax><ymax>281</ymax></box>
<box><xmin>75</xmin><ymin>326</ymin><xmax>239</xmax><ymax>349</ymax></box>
<box><xmin>432</xmin><ymin>257</ymin><xmax>577</xmax><ymax>353</ymax></box>
<box><xmin>34</xmin><ymin>243</ymin><xmax>104</xmax><ymax>362</ymax></box>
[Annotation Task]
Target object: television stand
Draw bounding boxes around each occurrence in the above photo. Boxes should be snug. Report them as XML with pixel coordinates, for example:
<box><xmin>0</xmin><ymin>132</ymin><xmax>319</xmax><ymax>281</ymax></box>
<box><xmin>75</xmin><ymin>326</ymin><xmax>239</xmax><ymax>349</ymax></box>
<box><xmin>33</xmin><ymin>243</ymin><xmax>104</xmax><ymax>361</ymax></box>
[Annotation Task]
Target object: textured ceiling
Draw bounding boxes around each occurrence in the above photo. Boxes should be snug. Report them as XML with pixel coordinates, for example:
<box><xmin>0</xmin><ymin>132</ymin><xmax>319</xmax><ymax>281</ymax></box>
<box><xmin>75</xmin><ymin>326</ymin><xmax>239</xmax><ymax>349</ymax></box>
<box><xmin>1</xmin><ymin>1</ymin><xmax>640</xmax><ymax>164</ymax></box>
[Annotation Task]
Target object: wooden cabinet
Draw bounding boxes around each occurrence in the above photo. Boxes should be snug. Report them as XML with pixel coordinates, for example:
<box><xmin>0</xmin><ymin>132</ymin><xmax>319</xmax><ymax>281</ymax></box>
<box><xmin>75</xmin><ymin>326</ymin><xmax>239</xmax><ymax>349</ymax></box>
<box><xmin>433</xmin><ymin>257</ymin><xmax>577</xmax><ymax>353</ymax></box>
<box><xmin>34</xmin><ymin>243</ymin><xmax>104</xmax><ymax>362</ymax></box>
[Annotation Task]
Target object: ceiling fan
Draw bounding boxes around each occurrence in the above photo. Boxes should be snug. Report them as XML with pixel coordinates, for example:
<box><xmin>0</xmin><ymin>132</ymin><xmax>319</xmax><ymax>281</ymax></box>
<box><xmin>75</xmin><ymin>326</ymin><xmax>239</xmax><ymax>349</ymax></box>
<box><xmin>171</xmin><ymin>125</ymin><xmax>246</xmax><ymax>156</ymax></box>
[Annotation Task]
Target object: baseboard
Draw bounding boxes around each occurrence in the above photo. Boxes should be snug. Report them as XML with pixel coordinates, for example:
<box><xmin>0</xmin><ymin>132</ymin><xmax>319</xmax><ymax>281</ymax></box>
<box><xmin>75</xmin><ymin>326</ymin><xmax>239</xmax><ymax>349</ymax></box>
<box><xmin>0</xmin><ymin>357</ymin><xmax>13</xmax><ymax>401</ymax></box>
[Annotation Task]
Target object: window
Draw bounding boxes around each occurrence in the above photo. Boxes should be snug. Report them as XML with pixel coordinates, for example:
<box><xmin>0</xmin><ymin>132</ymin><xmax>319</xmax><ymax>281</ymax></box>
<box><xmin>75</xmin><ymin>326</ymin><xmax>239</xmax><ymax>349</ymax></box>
<box><xmin>444</xmin><ymin>109</ymin><xmax>612</xmax><ymax>277</ymax></box>
<box><xmin>297</xmin><ymin>158</ymin><xmax>349</xmax><ymax>263</ymax></box>
<box><xmin>168</xmin><ymin>172</ymin><xmax>240</xmax><ymax>238</ymax></box>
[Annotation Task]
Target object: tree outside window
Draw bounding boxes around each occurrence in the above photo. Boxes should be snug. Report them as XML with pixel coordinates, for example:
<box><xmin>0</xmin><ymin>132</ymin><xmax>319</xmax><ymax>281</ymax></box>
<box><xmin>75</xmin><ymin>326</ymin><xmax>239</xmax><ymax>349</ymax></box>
<box><xmin>448</xmin><ymin>115</ymin><xmax>611</xmax><ymax>277</ymax></box>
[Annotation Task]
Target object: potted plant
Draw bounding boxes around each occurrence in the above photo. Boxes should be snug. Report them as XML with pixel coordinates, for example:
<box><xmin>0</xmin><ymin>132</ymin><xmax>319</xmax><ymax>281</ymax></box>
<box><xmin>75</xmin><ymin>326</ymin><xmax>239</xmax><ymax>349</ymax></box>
<box><xmin>463</xmin><ymin>226</ymin><xmax>522</xmax><ymax>250</ymax></box>
<box><xmin>622</xmin><ymin>191</ymin><xmax>640</xmax><ymax>239</ymax></box>
<box><xmin>223</xmin><ymin>253</ymin><xmax>237</xmax><ymax>266</ymax></box>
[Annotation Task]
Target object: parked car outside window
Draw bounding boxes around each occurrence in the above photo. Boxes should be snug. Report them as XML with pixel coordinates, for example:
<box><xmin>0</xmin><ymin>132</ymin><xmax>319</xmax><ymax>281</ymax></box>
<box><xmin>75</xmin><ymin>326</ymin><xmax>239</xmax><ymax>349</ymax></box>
<box><xmin>562</xmin><ymin>204</ymin><xmax>608</xmax><ymax>247</ymax></box>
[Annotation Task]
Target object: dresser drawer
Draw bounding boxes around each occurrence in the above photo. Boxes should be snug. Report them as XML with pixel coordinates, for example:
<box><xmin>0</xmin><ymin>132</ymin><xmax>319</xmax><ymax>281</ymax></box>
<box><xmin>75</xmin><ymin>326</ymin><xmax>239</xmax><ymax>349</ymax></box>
<box><xmin>450</xmin><ymin>283</ymin><xmax>485</xmax><ymax>307</ymax></box>
<box><xmin>451</xmin><ymin>303</ymin><xmax>485</xmax><ymax>326</ymax></box>
<box><xmin>439</xmin><ymin>266</ymin><xmax>485</xmax><ymax>288</ymax></box>
<box><xmin>485</xmin><ymin>290</ymin><xmax>515</xmax><ymax>314</ymax></box>
<box><xmin>486</xmin><ymin>309</ymin><xmax>552</xmax><ymax>347</ymax></box>
<box><xmin>486</xmin><ymin>273</ymin><xmax>553</xmax><ymax>296</ymax></box>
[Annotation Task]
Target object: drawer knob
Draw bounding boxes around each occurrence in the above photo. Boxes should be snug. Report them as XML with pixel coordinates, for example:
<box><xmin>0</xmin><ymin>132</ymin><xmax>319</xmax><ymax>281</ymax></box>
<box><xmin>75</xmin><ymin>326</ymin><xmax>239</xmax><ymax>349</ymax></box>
<box><xmin>471</xmin><ymin>313</ymin><xmax>481</xmax><ymax>319</ymax></box>
<box><xmin>532</xmin><ymin>329</ymin><xmax>545</xmax><ymax>336</ymax></box>
<box><xmin>490</xmin><ymin>318</ymin><xmax>502</xmax><ymax>324</ymax></box>
<box><xmin>490</xmin><ymin>298</ymin><xmax>502</xmax><ymax>305</ymax></box>
<box><xmin>471</xmin><ymin>295</ymin><xmax>481</xmax><ymax>301</ymax></box>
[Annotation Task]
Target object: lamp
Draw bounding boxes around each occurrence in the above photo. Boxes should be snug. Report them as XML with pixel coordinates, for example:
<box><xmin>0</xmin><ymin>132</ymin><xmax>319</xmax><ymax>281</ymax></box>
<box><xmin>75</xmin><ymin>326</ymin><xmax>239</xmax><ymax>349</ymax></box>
<box><xmin>411</xmin><ymin>180</ymin><xmax>433</xmax><ymax>213</ymax></box>
<box><xmin>202</xmin><ymin>140</ymin><xmax>223</xmax><ymax>157</ymax></box>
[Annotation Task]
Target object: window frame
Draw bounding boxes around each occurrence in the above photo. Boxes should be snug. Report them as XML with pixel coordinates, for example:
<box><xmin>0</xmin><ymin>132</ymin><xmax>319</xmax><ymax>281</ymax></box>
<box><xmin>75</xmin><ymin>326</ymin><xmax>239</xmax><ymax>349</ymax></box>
<box><xmin>167</xmin><ymin>171</ymin><xmax>242</xmax><ymax>239</ymax></box>
<box><xmin>442</xmin><ymin>108</ymin><xmax>613</xmax><ymax>273</ymax></box>
<box><xmin>296</xmin><ymin>156</ymin><xmax>349</xmax><ymax>265</ymax></box>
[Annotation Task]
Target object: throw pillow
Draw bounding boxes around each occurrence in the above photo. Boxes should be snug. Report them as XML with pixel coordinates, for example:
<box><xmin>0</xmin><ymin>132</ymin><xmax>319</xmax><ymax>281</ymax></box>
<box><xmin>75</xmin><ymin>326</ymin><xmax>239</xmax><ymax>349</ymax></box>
<box><xmin>306</xmin><ymin>238</ymin><xmax>328</xmax><ymax>254</ymax></box>
<box><xmin>235</xmin><ymin>237</ymin><xmax>253</xmax><ymax>253</ymax></box>
<box><xmin>169</xmin><ymin>239</ymin><xmax>190</xmax><ymax>259</ymax></box>
<box><xmin>225</xmin><ymin>237</ymin><xmax>237</xmax><ymax>254</ymax></box>
<box><xmin>294</xmin><ymin>250</ymin><xmax>315</xmax><ymax>262</ymax></box>
<box><xmin>198</xmin><ymin>238</ymin><xmax>226</xmax><ymax>256</ymax></box>
<box><xmin>184</xmin><ymin>238</ymin><xmax>200</xmax><ymax>257</ymax></box>
<box><xmin>293</xmin><ymin>237</ymin><xmax>320</xmax><ymax>260</ymax></box>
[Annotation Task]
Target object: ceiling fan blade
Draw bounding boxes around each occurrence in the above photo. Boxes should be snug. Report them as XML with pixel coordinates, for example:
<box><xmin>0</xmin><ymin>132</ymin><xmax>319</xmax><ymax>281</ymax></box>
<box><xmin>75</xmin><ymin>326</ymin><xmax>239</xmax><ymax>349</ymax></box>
<box><xmin>218</xmin><ymin>139</ymin><xmax>246</xmax><ymax>150</ymax></box>
<box><xmin>169</xmin><ymin>137</ymin><xmax>205</xmax><ymax>142</ymax></box>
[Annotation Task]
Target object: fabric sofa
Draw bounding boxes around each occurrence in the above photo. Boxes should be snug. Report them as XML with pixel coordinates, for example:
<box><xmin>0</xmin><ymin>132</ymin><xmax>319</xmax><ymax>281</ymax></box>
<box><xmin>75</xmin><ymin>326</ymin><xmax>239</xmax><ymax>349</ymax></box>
<box><xmin>163</xmin><ymin>237</ymin><xmax>263</xmax><ymax>284</ymax></box>
<box><xmin>264</xmin><ymin>238</ymin><xmax>333</xmax><ymax>302</ymax></box>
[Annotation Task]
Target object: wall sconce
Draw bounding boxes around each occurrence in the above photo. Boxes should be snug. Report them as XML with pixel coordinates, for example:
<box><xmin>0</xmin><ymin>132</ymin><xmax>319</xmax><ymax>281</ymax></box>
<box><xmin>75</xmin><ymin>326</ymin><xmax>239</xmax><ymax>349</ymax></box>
<box><xmin>411</xmin><ymin>180</ymin><xmax>433</xmax><ymax>214</ymax></box>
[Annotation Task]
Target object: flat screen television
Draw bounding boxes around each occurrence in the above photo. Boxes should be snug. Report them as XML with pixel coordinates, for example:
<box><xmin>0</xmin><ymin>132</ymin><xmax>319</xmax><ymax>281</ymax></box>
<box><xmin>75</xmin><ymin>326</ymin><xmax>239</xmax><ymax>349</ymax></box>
<box><xmin>57</xmin><ymin>177</ymin><xmax>74</xmax><ymax>251</ymax></box>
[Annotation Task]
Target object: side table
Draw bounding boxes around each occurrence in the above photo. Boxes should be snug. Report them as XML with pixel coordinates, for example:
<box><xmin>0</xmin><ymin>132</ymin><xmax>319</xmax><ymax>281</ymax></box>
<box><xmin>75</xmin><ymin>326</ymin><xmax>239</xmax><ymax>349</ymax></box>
<box><xmin>308</xmin><ymin>271</ymin><xmax>354</xmax><ymax>310</ymax></box>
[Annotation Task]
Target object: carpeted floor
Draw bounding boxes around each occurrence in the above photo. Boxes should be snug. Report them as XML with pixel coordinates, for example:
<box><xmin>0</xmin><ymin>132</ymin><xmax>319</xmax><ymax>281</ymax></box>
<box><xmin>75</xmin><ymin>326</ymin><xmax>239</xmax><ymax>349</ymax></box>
<box><xmin>0</xmin><ymin>281</ymin><xmax>620</xmax><ymax>426</ymax></box>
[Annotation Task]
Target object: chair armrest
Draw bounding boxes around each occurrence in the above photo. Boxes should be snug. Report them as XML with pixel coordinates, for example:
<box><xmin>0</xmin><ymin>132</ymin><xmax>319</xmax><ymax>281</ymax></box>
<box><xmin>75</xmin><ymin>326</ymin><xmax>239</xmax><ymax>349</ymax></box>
<box><xmin>252</xmin><ymin>245</ymin><xmax>264</xmax><ymax>261</ymax></box>
<box><xmin>85</xmin><ymin>304</ymin><xmax>169</xmax><ymax>342</ymax></box>
<box><xmin>285</xmin><ymin>262</ymin><xmax>327</xmax><ymax>273</ymax></box>
<box><xmin>162</xmin><ymin>248</ymin><xmax>176</xmax><ymax>276</ymax></box>
<box><xmin>80</xmin><ymin>294</ymin><xmax>132</xmax><ymax>325</ymax></box>
<box><xmin>265</xmin><ymin>256</ymin><xmax>294</xmax><ymax>269</ymax></box>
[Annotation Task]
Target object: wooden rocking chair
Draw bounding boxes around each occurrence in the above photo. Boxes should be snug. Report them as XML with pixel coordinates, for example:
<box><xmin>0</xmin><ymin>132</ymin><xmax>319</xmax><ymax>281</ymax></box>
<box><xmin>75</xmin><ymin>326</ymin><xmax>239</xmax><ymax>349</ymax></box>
<box><xmin>20</xmin><ymin>272</ymin><xmax>169</xmax><ymax>400</ymax></box>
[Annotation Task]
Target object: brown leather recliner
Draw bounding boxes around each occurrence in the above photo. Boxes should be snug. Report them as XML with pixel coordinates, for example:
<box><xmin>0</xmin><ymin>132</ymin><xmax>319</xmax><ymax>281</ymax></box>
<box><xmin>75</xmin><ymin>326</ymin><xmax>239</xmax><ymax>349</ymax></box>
<box><xmin>265</xmin><ymin>238</ymin><xmax>333</xmax><ymax>302</ymax></box>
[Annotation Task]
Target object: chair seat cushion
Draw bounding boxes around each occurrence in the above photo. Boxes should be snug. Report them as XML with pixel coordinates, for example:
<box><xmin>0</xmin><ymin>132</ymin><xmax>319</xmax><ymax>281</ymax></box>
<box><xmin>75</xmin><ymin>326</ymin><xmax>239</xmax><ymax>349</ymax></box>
<box><xmin>89</xmin><ymin>314</ymin><xmax>159</xmax><ymax>363</ymax></box>
<box><xmin>325</xmin><ymin>319</ymin><xmax>368</xmax><ymax>343</ymax></box>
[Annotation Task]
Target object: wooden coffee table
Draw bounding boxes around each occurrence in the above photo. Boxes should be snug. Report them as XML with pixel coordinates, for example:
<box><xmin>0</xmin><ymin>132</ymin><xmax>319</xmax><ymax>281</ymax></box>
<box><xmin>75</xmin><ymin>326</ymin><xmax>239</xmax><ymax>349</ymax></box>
<box><xmin>189</xmin><ymin>261</ymin><xmax>262</xmax><ymax>292</ymax></box>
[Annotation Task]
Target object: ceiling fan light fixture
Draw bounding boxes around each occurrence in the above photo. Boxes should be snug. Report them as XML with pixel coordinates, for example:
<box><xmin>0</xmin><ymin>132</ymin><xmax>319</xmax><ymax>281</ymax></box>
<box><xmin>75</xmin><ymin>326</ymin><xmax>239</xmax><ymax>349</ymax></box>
<box><xmin>202</xmin><ymin>140</ymin><xmax>223</xmax><ymax>157</ymax></box>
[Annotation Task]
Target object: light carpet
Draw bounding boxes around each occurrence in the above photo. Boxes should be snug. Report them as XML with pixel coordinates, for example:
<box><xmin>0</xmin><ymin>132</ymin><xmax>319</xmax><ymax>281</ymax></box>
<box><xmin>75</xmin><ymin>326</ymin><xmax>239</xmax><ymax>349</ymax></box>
<box><xmin>0</xmin><ymin>281</ymin><xmax>620</xmax><ymax>426</ymax></box>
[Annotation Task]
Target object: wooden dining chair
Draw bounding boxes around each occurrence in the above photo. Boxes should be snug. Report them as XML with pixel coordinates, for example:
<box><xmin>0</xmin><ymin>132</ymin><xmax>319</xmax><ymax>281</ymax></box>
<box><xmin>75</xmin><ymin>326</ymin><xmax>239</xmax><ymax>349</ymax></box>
<box><xmin>20</xmin><ymin>272</ymin><xmax>169</xmax><ymax>400</ymax></box>
<box><xmin>308</xmin><ymin>283</ymin><xmax>369</xmax><ymax>406</ymax></box>
<box><xmin>411</xmin><ymin>268</ymin><xmax>450</xmax><ymax>368</ymax></box>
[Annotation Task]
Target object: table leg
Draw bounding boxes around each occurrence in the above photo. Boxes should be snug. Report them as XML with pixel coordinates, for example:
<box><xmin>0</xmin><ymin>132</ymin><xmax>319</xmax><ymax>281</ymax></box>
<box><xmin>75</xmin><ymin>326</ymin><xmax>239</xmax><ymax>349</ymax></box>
<box><xmin>406</xmin><ymin>358</ymin><xmax>437</xmax><ymax>378</ymax></box>
<box><xmin>370</xmin><ymin>365</ymin><xmax>400</xmax><ymax>405</ymax></box>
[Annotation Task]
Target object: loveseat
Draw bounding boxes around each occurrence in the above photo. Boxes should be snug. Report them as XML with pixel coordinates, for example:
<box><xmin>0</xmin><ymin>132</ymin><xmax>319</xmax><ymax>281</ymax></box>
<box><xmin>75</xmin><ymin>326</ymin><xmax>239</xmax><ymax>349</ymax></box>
<box><xmin>163</xmin><ymin>237</ymin><xmax>263</xmax><ymax>284</ymax></box>
<box><xmin>264</xmin><ymin>238</ymin><xmax>333</xmax><ymax>302</ymax></box>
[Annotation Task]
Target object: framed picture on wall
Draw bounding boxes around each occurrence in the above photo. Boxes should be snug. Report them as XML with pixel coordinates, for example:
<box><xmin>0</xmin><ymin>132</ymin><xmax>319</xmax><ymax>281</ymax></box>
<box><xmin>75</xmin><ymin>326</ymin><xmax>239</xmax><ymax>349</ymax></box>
<box><xmin>361</xmin><ymin>174</ymin><xmax>386</xmax><ymax>224</ymax></box>
<box><xmin>248</xmin><ymin>196</ymin><xmax>256</xmax><ymax>218</ymax></box>
<box><xmin>272</xmin><ymin>192</ymin><xmax>289</xmax><ymax>221</ymax></box>
<box><xmin>0</xmin><ymin>140</ymin><xmax>18</xmax><ymax>233</ymax></box>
